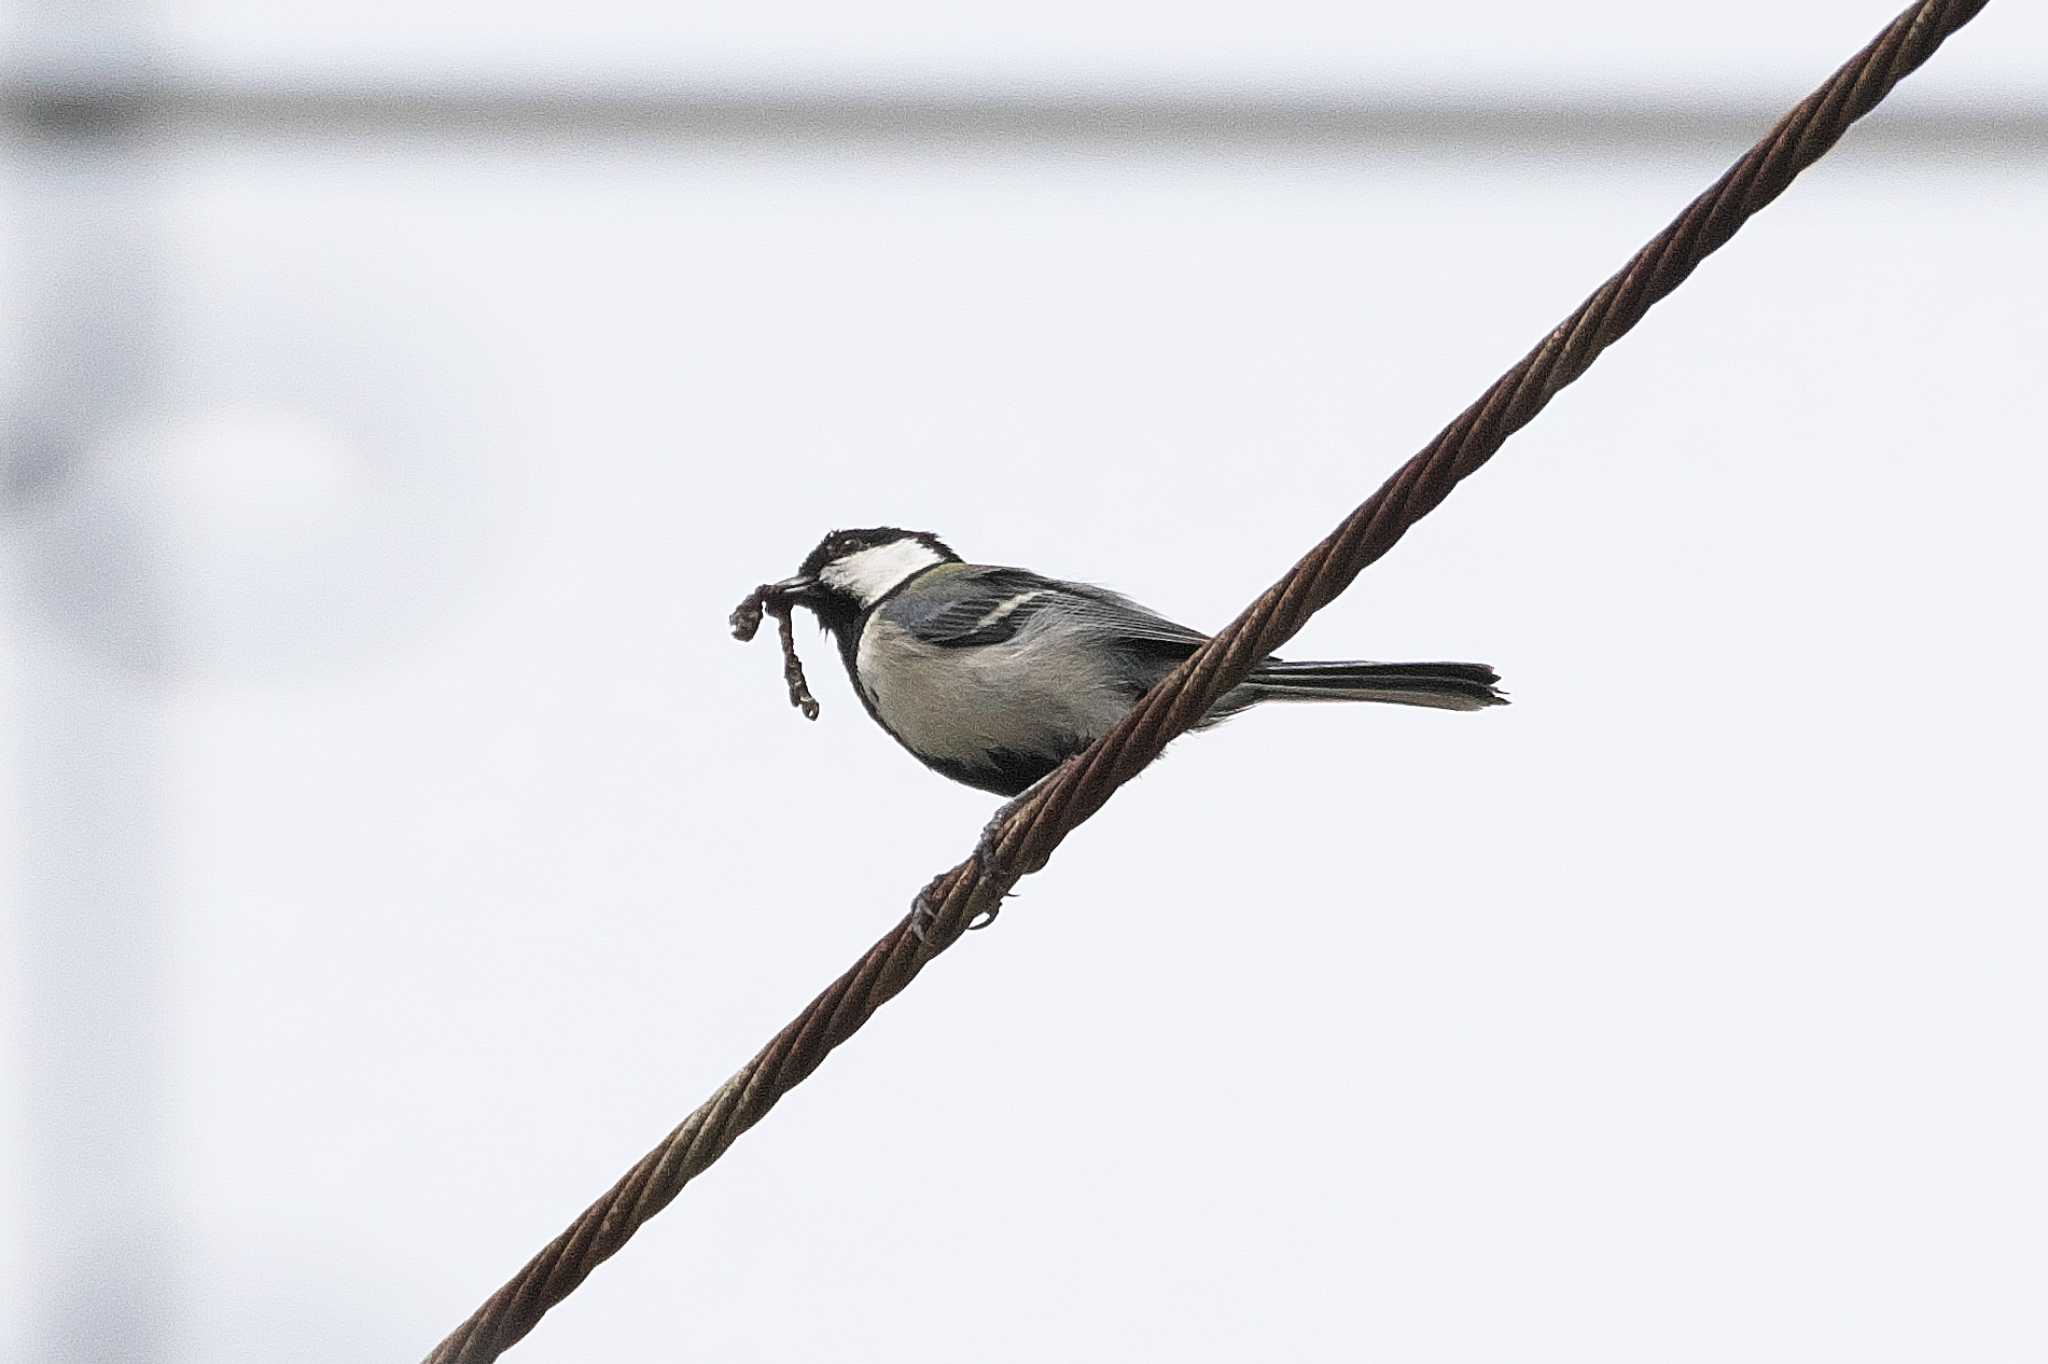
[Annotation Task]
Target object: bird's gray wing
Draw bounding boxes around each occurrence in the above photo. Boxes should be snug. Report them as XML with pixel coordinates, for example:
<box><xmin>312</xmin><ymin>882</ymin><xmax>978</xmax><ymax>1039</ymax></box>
<box><xmin>882</xmin><ymin>563</ymin><xmax>1210</xmax><ymax>652</ymax></box>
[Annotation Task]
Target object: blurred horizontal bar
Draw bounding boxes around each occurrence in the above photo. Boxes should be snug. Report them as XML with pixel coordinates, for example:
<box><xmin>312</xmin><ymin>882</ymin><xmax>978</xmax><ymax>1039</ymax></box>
<box><xmin>2</xmin><ymin>79</ymin><xmax>2042</xmax><ymax>154</ymax></box>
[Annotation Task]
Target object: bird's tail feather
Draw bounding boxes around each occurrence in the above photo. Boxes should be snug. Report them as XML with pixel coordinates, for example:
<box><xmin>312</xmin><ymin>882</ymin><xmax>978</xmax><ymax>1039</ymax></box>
<box><xmin>1244</xmin><ymin>660</ymin><xmax>1507</xmax><ymax>712</ymax></box>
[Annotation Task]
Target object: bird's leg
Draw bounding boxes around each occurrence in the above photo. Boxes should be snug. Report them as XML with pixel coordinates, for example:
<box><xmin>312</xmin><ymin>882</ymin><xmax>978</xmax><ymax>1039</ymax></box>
<box><xmin>910</xmin><ymin>760</ymin><xmax>1076</xmax><ymax>941</ymax></box>
<box><xmin>908</xmin><ymin>803</ymin><xmax>1017</xmax><ymax>942</ymax></box>
<box><xmin>959</xmin><ymin>804</ymin><xmax>1020</xmax><ymax>932</ymax></box>
<box><xmin>964</xmin><ymin>760</ymin><xmax>1081</xmax><ymax>929</ymax></box>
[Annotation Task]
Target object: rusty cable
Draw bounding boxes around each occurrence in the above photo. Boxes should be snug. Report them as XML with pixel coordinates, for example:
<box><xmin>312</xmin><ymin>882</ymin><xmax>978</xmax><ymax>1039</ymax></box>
<box><xmin>423</xmin><ymin>3</ymin><xmax>1990</xmax><ymax>1358</ymax></box>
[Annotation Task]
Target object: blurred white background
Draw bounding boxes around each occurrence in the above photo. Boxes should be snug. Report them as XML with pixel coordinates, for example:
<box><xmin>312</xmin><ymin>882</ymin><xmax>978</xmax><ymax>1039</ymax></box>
<box><xmin>2</xmin><ymin>3</ymin><xmax>2044</xmax><ymax>1361</ymax></box>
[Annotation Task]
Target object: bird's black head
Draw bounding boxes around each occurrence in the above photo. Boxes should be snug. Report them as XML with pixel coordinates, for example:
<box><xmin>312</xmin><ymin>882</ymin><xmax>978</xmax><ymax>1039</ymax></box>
<box><xmin>772</xmin><ymin>526</ymin><xmax>960</xmax><ymax>632</ymax></box>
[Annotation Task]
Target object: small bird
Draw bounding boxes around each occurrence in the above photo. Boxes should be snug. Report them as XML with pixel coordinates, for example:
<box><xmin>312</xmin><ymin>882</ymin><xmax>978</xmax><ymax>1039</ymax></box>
<box><xmin>762</xmin><ymin>526</ymin><xmax>1506</xmax><ymax>802</ymax></box>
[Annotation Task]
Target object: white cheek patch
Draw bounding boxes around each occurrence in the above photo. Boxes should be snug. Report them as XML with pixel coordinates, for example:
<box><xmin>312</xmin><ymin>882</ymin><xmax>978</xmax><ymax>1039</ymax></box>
<box><xmin>821</xmin><ymin>540</ymin><xmax>946</xmax><ymax>606</ymax></box>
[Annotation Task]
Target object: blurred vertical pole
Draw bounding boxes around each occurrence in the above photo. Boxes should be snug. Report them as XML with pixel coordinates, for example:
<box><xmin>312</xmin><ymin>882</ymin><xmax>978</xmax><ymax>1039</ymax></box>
<box><xmin>5</xmin><ymin>2</ymin><xmax>175</xmax><ymax>1360</ymax></box>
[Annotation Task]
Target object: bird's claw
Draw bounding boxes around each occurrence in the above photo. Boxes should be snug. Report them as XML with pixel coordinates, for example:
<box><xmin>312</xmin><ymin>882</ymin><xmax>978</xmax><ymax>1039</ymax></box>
<box><xmin>908</xmin><ymin>803</ymin><xmax>1024</xmax><ymax>942</ymax></box>
<box><xmin>965</xmin><ymin>809</ymin><xmax>1015</xmax><ymax>931</ymax></box>
<box><xmin>908</xmin><ymin>871</ymin><xmax>1011</xmax><ymax>944</ymax></box>
<box><xmin>909</xmin><ymin>765</ymin><xmax>1075</xmax><ymax>943</ymax></box>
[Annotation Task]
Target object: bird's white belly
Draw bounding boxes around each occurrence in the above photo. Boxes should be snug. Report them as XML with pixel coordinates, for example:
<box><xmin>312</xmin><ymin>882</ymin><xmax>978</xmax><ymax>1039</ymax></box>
<box><xmin>855</xmin><ymin>616</ymin><xmax>1130</xmax><ymax>768</ymax></box>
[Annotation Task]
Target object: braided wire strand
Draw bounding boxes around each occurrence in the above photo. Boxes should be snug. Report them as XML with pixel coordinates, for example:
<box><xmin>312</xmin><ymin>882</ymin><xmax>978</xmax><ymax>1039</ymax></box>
<box><xmin>424</xmin><ymin>3</ymin><xmax>1989</xmax><ymax>1358</ymax></box>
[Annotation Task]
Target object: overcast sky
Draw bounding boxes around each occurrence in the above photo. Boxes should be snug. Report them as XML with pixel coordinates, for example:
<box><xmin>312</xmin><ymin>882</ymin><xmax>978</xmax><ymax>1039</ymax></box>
<box><xmin>0</xmin><ymin>0</ymin><xmax>2031</xmax><ymax>97</ymax></box>
<box><xmin>3</xmin><ymin>4</ymin><xmax>2044</xmax><ymax>1362</ymax></box>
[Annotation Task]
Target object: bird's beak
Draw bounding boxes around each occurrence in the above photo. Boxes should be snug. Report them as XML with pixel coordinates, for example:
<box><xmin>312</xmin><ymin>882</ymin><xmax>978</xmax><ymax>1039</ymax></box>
<box><xmin>767</xmin><ymin>574</ymin><xmax>821</xmax><ymax>605</ymax></box>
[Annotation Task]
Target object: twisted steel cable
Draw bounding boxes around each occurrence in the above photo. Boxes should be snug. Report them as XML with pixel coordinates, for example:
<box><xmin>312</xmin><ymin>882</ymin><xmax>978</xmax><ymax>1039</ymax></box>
<box><xmin>424</xmin><ymin>2</ymin><xmax>1990</xmax><ymax>1359</ymax></box>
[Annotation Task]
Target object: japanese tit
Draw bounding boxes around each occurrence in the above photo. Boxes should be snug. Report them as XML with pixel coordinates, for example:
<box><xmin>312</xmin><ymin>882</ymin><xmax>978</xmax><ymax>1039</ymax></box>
<box><xmin>761</xmin><ymin>526</ymin><xmax>1505</xmax><ymax>799</ymax></box>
